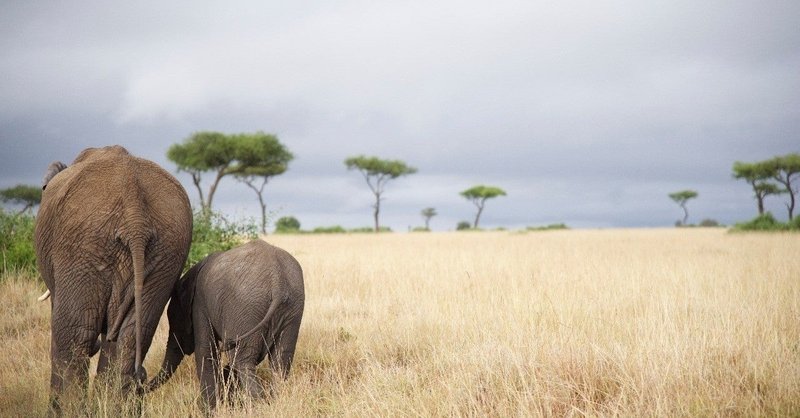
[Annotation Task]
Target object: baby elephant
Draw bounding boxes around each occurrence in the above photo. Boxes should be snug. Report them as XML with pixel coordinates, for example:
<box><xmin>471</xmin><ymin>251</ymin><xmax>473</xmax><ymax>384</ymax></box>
<box><xmin>148</xmin><ymin>240</ymin><xmax>305</xmax><ymax>409</ymax></box>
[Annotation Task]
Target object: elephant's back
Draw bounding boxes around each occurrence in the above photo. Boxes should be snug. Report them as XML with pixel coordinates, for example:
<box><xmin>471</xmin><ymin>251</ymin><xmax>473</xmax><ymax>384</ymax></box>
<box><xmin>206</xmin><ymin>240</ymin><xmax>303</xmax><ymax>285</ymax></box>
<box><xmin>36</xmin><ymin>146</ymin><xmax>192</xmax><ymax>265</ymax></box>
<box><xmin>199</xmin><ymin>240</ymin><xmax>304</xmax><ymax>336</ymax></box>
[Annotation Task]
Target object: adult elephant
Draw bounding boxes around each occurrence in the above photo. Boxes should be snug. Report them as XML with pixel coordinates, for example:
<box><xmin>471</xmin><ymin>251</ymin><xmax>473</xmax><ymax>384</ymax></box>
<box><xmin>147</xmin><ymin>239</ymin><xmax>305</xmax><ymax>409</ymax></box>
<box><xmin>35</xmin><ymin>145</ymin><xmax>193</xmax><ymax>412</ymax></box>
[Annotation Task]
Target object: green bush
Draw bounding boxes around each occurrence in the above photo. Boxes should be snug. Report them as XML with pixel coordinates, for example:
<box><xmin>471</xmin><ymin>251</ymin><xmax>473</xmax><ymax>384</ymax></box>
<box><xmin>275</xmin><ymin>216</ymin><xmax>301</xmax><ymax>233</ymax></box>
<box><xmin>348</xmin><ymin>226</ymin><xmax>391</xmax><ymax>233</ymax></box>
<box><xmin>0</xmin><ymin>209</ymin><xmax>37</xmax><ymax>274</ymax></box>
<box><xmin>187</xmin><ymin>210</ymin><xmax>258</xmax><ymax>270</ymax></box>
<box><xmin>312</xmin><ymin>225</ymin><xmax>347</xmax><ymax>234</ymax></box>
<box><xmin>308</xmin><ymin>226</ymin><xmax>392</xmax><ymax>234</ymax></box>
<box><xmin>526</xmin><ymin>223</ymin><xmax>569</xmax><ymax>231</ymax></box>
<box><xmin>732</xmin><ymin>213</ymin><xmax>797</xmax><ymax>232</ymax></box>
<box><xmin>698</xmin><ymin>219</ymin><xmax>722</xmax><ymax>227</ymax></box>
<box><xmin>456</xmin><ymin>221</ymin><xmax>472</xmax><ymax>231</ymax></box>
<box><xmin>0</xmin><ymin>208</ymin><xmax>260</xmax><ymax>277</ymax></box>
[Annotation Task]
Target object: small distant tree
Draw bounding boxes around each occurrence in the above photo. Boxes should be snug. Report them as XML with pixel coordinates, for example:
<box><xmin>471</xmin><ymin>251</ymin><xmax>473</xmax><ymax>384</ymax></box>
<box><xmin>456</xmin><ymin>221</ymin><xmax>472</xmax><ymax>231</ymax></box>
<box><xmin>733</xmin><ymin>161</ymin><xmax>783</xmax><ymax>215</ymax></box>
<box><xmin>764</xmin><ymin>153</ymin><xmax>800</xmax><ymax>220</ymax></box>
<box><xmin>231</xmin><ymin>133</ymin><xmax>294</xmax><ymax>234</ymax></box>
<box><xmin>460</xmin><ymin>185</ymin><xmax>506</xmax><ymax>228</ymax></box>
<box><xmin>275</xmin><ymin>216</ymin><xmax>301</xmax><ymax>233</ymax></box>
<box><xmin>0</xmin><ymin>185</ymin><xmax>42</xmax><ymax>214</ymax></box>
<box><xmin>421</xmin><ymin>207</ymin><xmax>437</xmax><ymax>230</ymax></box>
<box><xmin>345</xmin><ymin>155</ymin><xmax>417</xmax><ymax>232</ymax></box>
<box><xmin>668</xmin><ymin>190</ymin><xmax>698</xmax><ymax>226</ymax></box>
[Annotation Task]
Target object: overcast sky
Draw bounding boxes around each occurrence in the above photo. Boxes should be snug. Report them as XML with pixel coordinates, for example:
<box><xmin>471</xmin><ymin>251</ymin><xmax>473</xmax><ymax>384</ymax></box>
<box><xmin>1</xmin><ymin>1</ymin><xmax>798</xmax><ymax>230</ymax></box>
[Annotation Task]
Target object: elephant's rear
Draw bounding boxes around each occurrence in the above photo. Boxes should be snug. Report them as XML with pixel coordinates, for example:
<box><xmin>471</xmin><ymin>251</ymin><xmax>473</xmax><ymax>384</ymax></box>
<box><xmin>34</xmin><ymin>145</ymin><xmax>192</xmax><ymax>411</ymax></box>
<box><xmin>36</xmin><ymin>146</ymin><xmax>192</xmax><ymax>304</ymax></box>
<box><xmin>228</xmin><ymin>240</ymin><xmax>304</xmax><ymax>375</ymax></box>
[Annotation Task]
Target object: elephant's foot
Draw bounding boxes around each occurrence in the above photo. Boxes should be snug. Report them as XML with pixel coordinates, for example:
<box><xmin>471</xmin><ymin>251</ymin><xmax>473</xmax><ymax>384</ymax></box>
<box><xmin>134</xmin><ymin>366</ymin><xmax>148</xmax><ymax>395</ymax></box>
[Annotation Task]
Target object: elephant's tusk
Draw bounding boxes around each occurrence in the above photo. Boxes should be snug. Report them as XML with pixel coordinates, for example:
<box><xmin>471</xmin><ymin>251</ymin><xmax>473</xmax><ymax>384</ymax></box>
<box><xmin>37</xmin><ymin>289</ymin><xmax>51</xmax><ymax>302</ymax></box>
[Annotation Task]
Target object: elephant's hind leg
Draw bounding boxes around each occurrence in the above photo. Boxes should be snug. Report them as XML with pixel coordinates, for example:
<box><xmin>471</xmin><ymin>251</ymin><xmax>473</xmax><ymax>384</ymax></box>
<box><xmin>228</xmin><ymin>335</ymin><xmax>267</xmax><ymax>401</ymax></box>
<box><xmin>49</xmin><ymin>296</ymin><xmax>103</xmax><ymax>413</ymax></box>
<box><xmin>194</xmin><ymin>318</ymin><xmax>221</xmax><ymax>410</ymax></box>
<box><xmin>269</xmin><ymin>321</ymin><xmax>301</xmax><ymax>380</ymax></box>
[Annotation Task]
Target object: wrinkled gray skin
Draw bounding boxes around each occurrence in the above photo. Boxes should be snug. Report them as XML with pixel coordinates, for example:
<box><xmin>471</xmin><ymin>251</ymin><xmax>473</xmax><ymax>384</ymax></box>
<box><xmin>34</xmin><ymin>146</ymin><xmax>192</xmax><ymax>413</ymax></box>
<box><xmin>148</xmin><ymin>240</ymin><xmax>305</xmax><ymax>410</ymax></box>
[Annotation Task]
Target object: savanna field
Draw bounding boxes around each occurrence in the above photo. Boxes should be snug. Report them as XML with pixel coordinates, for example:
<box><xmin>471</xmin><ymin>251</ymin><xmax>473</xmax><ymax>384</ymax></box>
<box><xmin>1</xmin><ymin>229</ymin><xmax>798</xmax><ymax>417</ymax></box>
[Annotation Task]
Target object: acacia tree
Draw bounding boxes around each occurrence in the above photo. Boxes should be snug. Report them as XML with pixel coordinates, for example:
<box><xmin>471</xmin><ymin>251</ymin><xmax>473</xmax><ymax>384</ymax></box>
<box><xmin>167</xmin><ymin>131</ymin><xmax>236</xmax><ymax>212</ymax></box>
<box><xmin>421</xmin><ymin>207</ymin><xmax>437</xmax><ymax>230</ymax></box>
<box><xmin>231</xmin><ymin>133</ymin><xmax>293</xmax><ymax>234</ymax></box>
<box><xmin>732</xmin><ymin>161</ymin><xmax>783</xmax><ymax>215</ymax></box>
<box><xmin>765</xmin><ymin>153</ymin><xmax>800</xmax><ymax>220</ymax></box>
<box><xmin>167</xmin><ymin>131</ymin><xmax>293</xmax><ymax>227</ymax></box>
<box><xmin>0</xmin><ymin>184</ymin><xmax>42</xmax><ymax>214</ymax></box>
<box><xmin>460</xmin><ymin>185</ymin><xmax>506</xmax><ymax>228</ymax></box>
<box><xmin>345</xmin><ymin>155</ymin><xmax>417</xmax><ymax>232</ymax></box>
<box><xmin>668</xmin><ymin>189</ymin><xmax>698</xmax><ymax>226</ymax></box>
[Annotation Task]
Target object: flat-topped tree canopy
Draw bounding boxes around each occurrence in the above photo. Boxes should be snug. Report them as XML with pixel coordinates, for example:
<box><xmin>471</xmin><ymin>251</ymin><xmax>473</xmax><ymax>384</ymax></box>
<box><xmin>460</xmin><ymin>185</ymin><xmax>507</xmax><ymax>229</ymax></box>
<box><xmin>345</xmin><ymin>155</ymin><xmax>417</xmax><ymax>232</ymax></box>
<box><xmin>167</xmin><ymin>131</ymin><xmax>293</xmax><ymax>233</ymax></box>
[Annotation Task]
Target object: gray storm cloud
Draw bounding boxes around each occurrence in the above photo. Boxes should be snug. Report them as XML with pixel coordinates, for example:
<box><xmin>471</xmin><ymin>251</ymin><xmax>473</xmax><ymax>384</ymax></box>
<box><xmin>1</xmin><ymin>0</ymin><xmax>798</xmax><ymax>229</ymax></box>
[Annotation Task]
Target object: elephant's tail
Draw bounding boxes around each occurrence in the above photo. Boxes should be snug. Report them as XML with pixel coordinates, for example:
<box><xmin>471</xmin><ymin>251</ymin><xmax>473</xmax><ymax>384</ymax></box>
<box><xmin>220</xmin><ymin>287</ymin><xmax>284</xmax><ymax>352</ymax></box>
<box><xmin>104</xmin><ymin>234</ymin><xmax>148</xmax><ymax>382</ymax></box>
<box><xmin>129</xmin><ymin>236</ymin><xmax>147</xmax><ymax>382</ymax></box>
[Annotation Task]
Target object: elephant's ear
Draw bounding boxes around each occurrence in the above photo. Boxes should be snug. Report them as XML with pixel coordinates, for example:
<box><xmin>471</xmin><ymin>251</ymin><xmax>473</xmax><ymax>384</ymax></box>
<box><xmin>41</xmin><ymin>161</ymin><xmax>67</xmax><ymax>190</ymax></box>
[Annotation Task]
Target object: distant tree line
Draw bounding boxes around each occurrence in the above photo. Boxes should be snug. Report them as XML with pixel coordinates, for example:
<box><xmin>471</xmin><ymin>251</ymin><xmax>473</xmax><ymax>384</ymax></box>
<box><xmin>164</xmin><ymin>133</ymin><xmax>511</xmax><ymax>233</ymax></box>
<box><xmin>665</xmin><ymin>153</ymin><xmax>798</xmax><ymax>228</ymax></box>
<box><xmin>3</xmin><ymin>130</ymin><xmax>795</xmax><ymax>233</ymax></box>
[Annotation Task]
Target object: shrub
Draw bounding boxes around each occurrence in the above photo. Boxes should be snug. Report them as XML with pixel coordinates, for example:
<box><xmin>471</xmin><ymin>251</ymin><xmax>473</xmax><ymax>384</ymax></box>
<box><xmin>732</xmin><ymin>213</ymin><xmax>786</xmax><ymax>232</ymax></box>
<box><xmin>698</xmin><ymin>219</ymin><xmax>721</xmax><ymax>227</ymax></box>
<box><xmin>275</xmin><ymin>216</ymin><xmax>301</xmax><ymax>233</ymax></box>
<box><xmin>348</xmin><ymin>226</ymin><xmax>392</xmax><ymax>233</ymax></box>
<box><xmin>187</xmin><ymin>210</ymin><xmax>258</xmax><ymax>270</ymax></box>
<box><xmin>526</xmin><ymin>223</ymin><xmax>569</xmax><ymax>231</ymax></box>
<box><xmin>0</xmin><ymin>209</ymin><xmax>37</xmax><ymax>275</ymax></box>
<box><xmin>411</xmin><ymin>227</ymin><xmax>430</xmax><ymax>232</ymax></box>
<box><xmin>312</xmin><ymin>225</ymin><xmax>347</xmax><ymax>234</ymax></box>
<box><xmin>789</xmin><ymin>215</ymin><xmax>800</xmax><ymax>230</ymax></box>
<box><xmin>456</xmin><ymin>221</ymin><xmax>472</xmax><ymax>231</ymax></box>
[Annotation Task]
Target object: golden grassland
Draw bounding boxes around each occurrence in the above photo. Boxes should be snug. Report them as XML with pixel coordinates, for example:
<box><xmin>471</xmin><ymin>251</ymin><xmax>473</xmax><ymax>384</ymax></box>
<box><xmin>1</xmin><ymin>228</ymin><xmax>798</xmax><ymax>417</ymax></box>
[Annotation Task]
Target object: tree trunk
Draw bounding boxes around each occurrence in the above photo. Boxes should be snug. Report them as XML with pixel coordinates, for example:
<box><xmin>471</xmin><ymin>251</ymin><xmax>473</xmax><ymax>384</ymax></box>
<box><xmin>205</xmin><ymin>168</ymin><xmax>227</xmax><ymax>212</ymax></box>
<box><xmin>258</xmin><ymin>193</ymin><xmax>267</xmax><ymax>234</ymax></box>
<box><xmin>191</xmin><ymin>172</ymin><xmax>205</xmax><ymax>212</ymax></box>
<box><xmin>16</xmin><ymin>203</ymin><xmax>32</xmax><ymax>215</ymax></box>
<box><xmin>473</xmin><ymin>203</ymin><xmax>484</xmax><ymax>229</ymax></box>
<box><xmin>424</xmin><ymin>218</ymin><xmax>430</xmax><ymax>230</ymax></box>
<box><xmin>681</xmin><ymin>204</ymin><xmax>689</xmax><ymax>225</ymax></box>
<box><xmin>148</xmin><ymin>333</ymin><xmax>185</xmax><ymax>392</ymax></box>
<box><xmin>373</xmin><ymin>197</ymin><xmax>380</xmax><ymax>233</ymax></box>
<box><xmin>774</xmin><ymin>173</ymin><xmax>796</xmax><ymax>221</ymax></box>
<box><xmin>757</xmin><ymin>195</ymin><xmax>765</xmax><ymax>215</ymax></box>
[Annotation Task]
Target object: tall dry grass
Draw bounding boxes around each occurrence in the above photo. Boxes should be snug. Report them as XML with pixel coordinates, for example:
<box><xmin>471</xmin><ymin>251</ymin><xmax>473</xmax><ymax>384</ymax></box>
<box><xmin>1</xmin><ymin>229</ymin><xmax>798</xmax><ymax>417</ymax></box>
